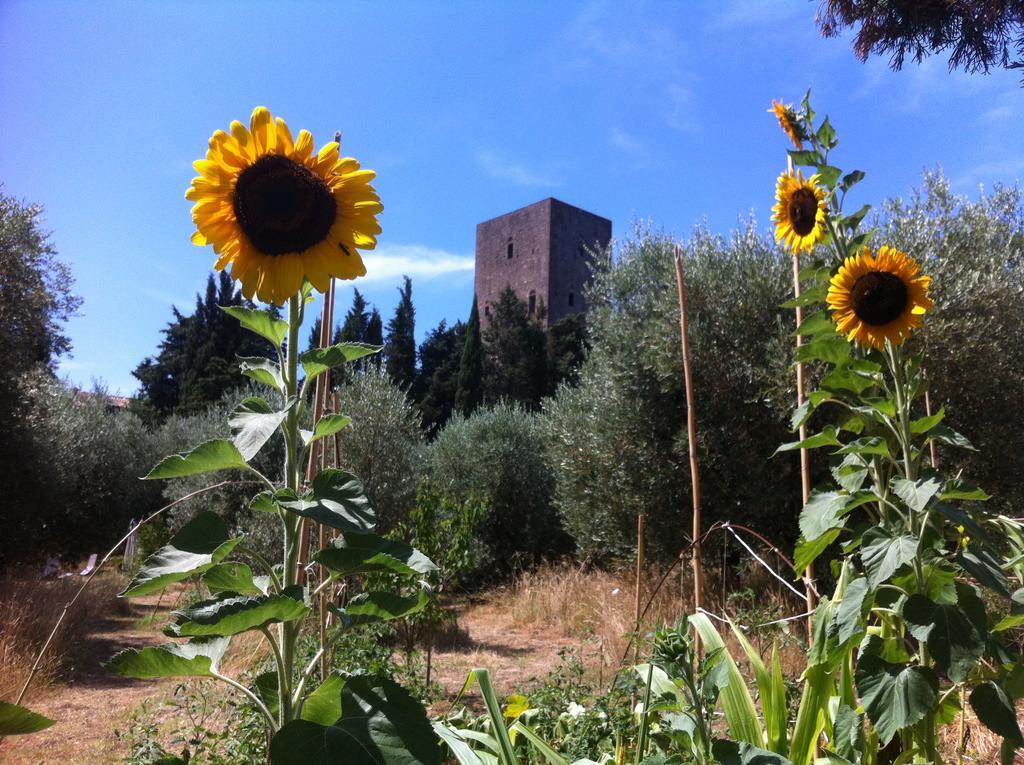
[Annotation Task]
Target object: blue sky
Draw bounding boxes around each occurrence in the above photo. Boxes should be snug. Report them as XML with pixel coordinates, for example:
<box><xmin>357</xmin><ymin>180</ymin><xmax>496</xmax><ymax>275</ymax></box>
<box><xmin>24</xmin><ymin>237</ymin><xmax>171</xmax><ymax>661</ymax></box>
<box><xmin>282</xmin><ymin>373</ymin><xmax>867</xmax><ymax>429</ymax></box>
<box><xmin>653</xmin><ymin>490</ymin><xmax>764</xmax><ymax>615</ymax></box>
<box><xmin>2</xmin><ymin>0</ymin><xmax>1023</xmax><ymax>395</ymax></box>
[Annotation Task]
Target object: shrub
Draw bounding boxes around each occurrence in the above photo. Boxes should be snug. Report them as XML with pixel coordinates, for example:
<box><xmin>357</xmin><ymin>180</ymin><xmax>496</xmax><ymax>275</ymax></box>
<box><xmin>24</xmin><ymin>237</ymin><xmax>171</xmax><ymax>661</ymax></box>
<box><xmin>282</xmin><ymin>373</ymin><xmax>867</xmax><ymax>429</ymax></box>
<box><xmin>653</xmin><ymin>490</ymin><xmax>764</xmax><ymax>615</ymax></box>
<box><xmin>543</xmin><ymin>222</ymin><xmax>799</xmax><ymax>563</ymax></box>
<box><xmin>428</xmin><ymin>402</ymin><xmax>570</xmax><ymax>576</ymax></box>
<box><xmin>333</xmin><ymin>367</ymin><xmax>425</xmax><ymax>531</ymax></box>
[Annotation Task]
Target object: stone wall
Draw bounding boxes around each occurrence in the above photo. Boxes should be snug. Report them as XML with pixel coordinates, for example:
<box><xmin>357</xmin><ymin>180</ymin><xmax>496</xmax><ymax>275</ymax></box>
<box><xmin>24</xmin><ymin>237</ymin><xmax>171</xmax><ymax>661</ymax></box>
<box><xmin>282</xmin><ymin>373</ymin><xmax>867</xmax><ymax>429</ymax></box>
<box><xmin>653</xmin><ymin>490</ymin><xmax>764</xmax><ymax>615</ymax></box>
<box><xmin>474</xmin><ymin>197</ymin><xmax>611</xmax><ymax>328</ymax></box>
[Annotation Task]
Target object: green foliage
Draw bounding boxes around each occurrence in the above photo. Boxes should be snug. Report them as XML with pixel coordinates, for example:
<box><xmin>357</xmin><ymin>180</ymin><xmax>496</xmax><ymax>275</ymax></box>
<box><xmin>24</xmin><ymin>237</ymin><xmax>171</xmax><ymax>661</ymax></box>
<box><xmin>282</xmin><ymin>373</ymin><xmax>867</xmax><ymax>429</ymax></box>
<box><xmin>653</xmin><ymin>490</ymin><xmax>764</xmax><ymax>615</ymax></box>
<box><xmin>385</xmin><ymin>276</ymin><xmax>417</xmax><ymax>390</ymax></box>
<box><xmin>113</xmin><ymin>295</ymin><xmax>438</xmax><ymax>765</ymax></box>
<box><xmin>545</xmin><ymin>313</ymin><xmax>588</xmax><ymax>395</ymax></box>
<box><xmin>0</xmin><ymin>193</ymin><xmax>79</xmax><ymax>378</ymax></box>
<box><xmin>428</xmin><ymin>403</ymin><xmax>569</xmax><ymax>576</ymax></box>
<box><xmin>133</xmin><ymin>272</ymin><xmax>278</xmax><ymax>420</ymax></box>
<box><xmin>543</xmin><ymin>223</ymin><xmax>797</xmax><ymax>562</ymax></box>
<box><xmin>414</xmin><ymin>318</ymin><xmax>466</xmax><ymax>433</ymax></box>
<box><xmin>483</xmin><ymin>287</ymin><xmax>548</xmax><ymax>409</ymax></box>
<box><xmin>333</xmin><ymin>368</ymin><xmax>425</xmax><ymax>532</ymax></box>
<box><xmin>2</xmin><ymin>375</ymin><xmax>166</xmax><ymax>565</ymax></box>
<box><xmin>455</xmin><ymin>297</ymin><xmax>483</xmax><ymax>416</ymax></box>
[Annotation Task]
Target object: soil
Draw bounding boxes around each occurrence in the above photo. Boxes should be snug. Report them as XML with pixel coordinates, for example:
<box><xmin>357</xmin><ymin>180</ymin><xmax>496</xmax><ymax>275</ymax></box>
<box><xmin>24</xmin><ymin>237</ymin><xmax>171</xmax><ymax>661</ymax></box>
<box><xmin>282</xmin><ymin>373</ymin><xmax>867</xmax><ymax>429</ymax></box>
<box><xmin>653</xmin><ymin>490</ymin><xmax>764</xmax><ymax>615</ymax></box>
<box><xmin>1</xmin><ymin>587</ymin><xmax>189</xmax><ymax>765</ymax></box>
<box><xmin>0</xmin><ymin>590</ymin><xmax>576</xmax><ymax>764</ymax></box>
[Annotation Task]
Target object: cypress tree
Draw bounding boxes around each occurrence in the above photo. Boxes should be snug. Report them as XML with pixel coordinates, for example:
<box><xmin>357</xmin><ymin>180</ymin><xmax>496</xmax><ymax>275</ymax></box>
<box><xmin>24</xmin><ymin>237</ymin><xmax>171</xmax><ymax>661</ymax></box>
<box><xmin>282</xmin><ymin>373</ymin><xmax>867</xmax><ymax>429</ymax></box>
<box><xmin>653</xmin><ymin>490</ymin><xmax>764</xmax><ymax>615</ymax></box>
<box><xmin>454</xmin><ymin>297</ymin><xmax>483</xmax><ymax>415</ymax></box>
<box><xmin>133</xmin><ymin>271</ymin><xmax>276</xmax><ymax>419</ymax></box>
<box><xmin>365</xmin><ymin>308</ymin><xmax>384</xmax><ymax>368</ymax></box>
<box><xmin>481</xmin><ymin>287</ymin><xmax>546</xmax><ymax>408</ymax></box>
<box><xmin>415</xmin><ymin>318</ymin><xmax>466</xmax><ymax>432</ymax></box>
<box><xmin>384</xmin><ymin>276</ymin><xmax>416</xmax><ymax>388</ymax></box>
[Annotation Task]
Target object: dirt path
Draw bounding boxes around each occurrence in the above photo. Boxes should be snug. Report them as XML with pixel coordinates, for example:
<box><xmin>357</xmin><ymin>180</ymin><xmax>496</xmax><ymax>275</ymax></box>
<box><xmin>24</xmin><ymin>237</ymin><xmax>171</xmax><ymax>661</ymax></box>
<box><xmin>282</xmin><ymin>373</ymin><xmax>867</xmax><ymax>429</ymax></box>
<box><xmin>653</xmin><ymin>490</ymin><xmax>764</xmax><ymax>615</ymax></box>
<box><xmin>1</xmin><ymin>589</ymin><xmax>182</xmax><ymax>765</ymax></box>
<box><xmin>1</xmin><ymin>590</ymin><xmax>574</xmax><ymax>763</ymax></box>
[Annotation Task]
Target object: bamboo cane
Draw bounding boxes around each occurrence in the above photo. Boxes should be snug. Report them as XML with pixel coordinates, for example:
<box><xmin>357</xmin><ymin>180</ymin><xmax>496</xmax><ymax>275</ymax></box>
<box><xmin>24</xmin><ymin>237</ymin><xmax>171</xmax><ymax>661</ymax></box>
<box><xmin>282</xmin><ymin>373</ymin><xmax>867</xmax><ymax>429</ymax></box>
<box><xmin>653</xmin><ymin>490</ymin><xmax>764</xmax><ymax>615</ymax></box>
<box><xmin>788</xmin><ymin>157</ymin><xmax>817</xmax><ymax>640</ymax></box>
<box><xmin>925</xmin><ymin>389</ymin><xmax>938</xmax><ymax>468</ymax></box>
<box><xmin>633</xmin><ymin>513</ymin><xmax>646</xmax><ymax>663</ymax></box>
<box><xmin>672</xmin><ymin>246</ymin><xmax>703</xmax><ymax>633</ymax></box>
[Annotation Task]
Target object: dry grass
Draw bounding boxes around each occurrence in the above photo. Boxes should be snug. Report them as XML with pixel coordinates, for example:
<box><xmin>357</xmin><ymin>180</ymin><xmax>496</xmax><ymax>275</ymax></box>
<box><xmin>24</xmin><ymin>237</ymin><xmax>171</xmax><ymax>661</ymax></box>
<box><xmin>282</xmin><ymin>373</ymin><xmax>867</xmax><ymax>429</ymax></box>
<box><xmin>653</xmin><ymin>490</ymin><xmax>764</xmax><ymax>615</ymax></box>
<box><xmin>0</xmin><ymin>569</ymin><xmax>126</xmax><ymax>701</ymax></box>
<box><xmin>509</xmin><ymin>560</ymin><xmax>807</xmax><ymax>673</ymax></box>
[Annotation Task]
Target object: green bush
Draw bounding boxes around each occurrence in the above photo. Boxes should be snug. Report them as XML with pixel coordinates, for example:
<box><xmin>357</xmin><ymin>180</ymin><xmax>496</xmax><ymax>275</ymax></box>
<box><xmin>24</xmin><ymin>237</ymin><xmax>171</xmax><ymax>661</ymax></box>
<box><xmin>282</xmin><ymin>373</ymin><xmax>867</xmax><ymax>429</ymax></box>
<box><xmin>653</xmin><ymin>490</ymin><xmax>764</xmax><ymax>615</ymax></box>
<box><xmin>428</xmin><ymin>402</ymin><xmax>570</xmax><ymax>576</ymax></box>
<box><xmin>879</xmin><ymin>171</ymin><xmax>1024</xmax><ymax>516</ymax></box>
<box><xmin>543</xmin><ymin>222</ymin><xmax>800</xmax><ymax>562</ymax></box>
<box><xmin>333</xmin><ymin>367</ymin><xmax>425</xmax><ymax>532</ymax></box>
<box><xmin>3</xmin><ymin>374</ymin><xmax>166</xmax><ymax>565</ymax></box>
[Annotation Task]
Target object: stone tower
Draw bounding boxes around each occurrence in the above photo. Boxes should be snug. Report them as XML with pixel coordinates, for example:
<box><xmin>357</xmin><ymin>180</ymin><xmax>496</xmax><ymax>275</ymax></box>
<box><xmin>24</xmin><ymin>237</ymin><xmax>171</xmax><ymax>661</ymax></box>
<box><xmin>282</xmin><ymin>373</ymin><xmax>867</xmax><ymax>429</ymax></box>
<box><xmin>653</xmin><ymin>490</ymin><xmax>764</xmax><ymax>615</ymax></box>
<box><xmin>474</xmin><ymin>197</ymin><xmax>612</xmax><ymax>328</ymax></box>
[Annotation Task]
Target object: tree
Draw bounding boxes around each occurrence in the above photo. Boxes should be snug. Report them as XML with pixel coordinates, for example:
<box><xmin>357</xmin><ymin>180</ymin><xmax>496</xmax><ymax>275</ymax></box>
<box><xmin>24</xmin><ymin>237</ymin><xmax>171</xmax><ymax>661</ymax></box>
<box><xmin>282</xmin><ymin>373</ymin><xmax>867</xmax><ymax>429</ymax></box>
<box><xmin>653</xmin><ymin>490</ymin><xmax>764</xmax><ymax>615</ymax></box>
<box><xmin>415</xmin><ymin>318</ymin><xmax>466</xmax><ymax>433</ymax></box>
<box><xmin>365</xmin><ymin>308</ymin><xmax>384</xmax><ymax>365</ymax></box>
<box><xmin>385</xmin><ymin>275</ymin><xmax>417</xmax><ymax>389</ymax></box>
<box><xmin>546</xmin><ymin>312</ymin><xmax>589</xmax><ymax>395</ymax></box>
<box><xmin>428</xmin><ymin>403</ymin><xmax>570</xmax><ymax>578</ymax></box>
<box><xmin>817</xmin><ymin>0</ymin><xmax>1024</xmax><ymax>79</ymax></box>
<box><xmin>133</xmin><ymin>271</ymin><xmax>275</xmax><ymax>419</ymax></box>
<box><xmin>454</xmin><ymin>297</ymin><xmax>483</xmax><ymax>415</ymax></box>
<box><xmin>482</xmin><ymin>287</ymin><xmax>547</xmax><ymax>409</ymax></box>
<box><xmin>543</xmin><ymin>223</ymin><xmax>800</xmax><ymax>562</ymax></box>
<box><xmin>334</xmin><ymin>367</ymin><xmax>425</xmax><ymax>531</ymax></box>
<box><xmin>0</xmin><ymin>194</ymin><xmax>80</xmax><ymax>382</ymax></box>
<box><xmin>338</xmin><ymin>288</ymin><xmax>370</xmax><ymax>343</ymax></box>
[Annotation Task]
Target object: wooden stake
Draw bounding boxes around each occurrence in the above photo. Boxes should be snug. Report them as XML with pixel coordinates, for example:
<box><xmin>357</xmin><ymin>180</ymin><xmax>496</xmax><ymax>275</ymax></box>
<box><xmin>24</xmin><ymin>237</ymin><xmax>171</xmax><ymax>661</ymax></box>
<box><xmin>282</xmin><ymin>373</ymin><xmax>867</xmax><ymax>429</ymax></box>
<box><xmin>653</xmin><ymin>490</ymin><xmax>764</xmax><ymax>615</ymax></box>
<box><xmin>925</xmin><ymin>389</ymin><xmax>938</xmax><ymax>468</ymax></box>
<box><xmin>633</xmin><ymin>513</ymin><xmax>646</xmax><ymax>663</ymax></box>
<box><xmin>788</xmin><ymin>157</ymin><xmax>817</xmax><ymax>640</ymax></box>
<box><xmin>673</xmin><ymin>246</ymin><xmax>703</xmax><ymax>631</ymax></box>
<box><xmin>296</xmin><ymin>280</ymin><xmax>336</xmax><ymax>582</ymax></box>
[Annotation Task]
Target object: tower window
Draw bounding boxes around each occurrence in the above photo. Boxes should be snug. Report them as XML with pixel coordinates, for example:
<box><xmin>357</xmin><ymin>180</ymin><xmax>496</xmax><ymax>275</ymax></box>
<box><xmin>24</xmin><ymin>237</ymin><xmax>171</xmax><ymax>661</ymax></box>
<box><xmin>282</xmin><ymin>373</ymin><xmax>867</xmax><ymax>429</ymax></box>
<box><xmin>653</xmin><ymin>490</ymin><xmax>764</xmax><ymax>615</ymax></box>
<box><xmin>484</xmin><ymin>304</ymin><xmax>491</xmax><ymax>317</ymax></box>
<box><xmin>568</xmin><ymin>292</ymin><xmax>575</xmax><ymax>307</ymax></box>
<box><xmin>507</xmin><ymin>239</ymin><xmax>513</xmax><ymax>259</ymax></box>
<box><xmin>528</xmin><ymin>291</ymin><xmax>536</xmax><ymax>316</ymax></box>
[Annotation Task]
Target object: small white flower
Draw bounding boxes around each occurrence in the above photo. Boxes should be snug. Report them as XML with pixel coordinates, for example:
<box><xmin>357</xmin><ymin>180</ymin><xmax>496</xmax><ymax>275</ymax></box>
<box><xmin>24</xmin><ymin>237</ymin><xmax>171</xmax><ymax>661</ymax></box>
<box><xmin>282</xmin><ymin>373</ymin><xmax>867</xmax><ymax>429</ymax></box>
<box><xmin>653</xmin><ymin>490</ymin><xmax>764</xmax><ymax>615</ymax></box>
<box><xmin>567</xmin><ymin>702</ymin><xmax>586</xmax><ymax>718</ymax></box>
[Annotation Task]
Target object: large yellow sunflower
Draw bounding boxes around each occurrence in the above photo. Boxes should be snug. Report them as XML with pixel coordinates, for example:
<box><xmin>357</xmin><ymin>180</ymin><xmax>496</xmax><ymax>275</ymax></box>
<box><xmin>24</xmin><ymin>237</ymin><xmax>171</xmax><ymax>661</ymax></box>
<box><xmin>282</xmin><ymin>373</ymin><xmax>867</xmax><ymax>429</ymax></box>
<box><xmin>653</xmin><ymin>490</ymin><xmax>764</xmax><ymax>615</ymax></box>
<box><xmin>186</xmin><ymin>107</ymin><xmax>382</xmax><ymax>305</ymax></box>
<box><xmin>772</xmin><ymin>171</ymin><xmax>827</xmax><ymax>254</ymax></box>
<box><xmin>769</xmin><ymin>99</ymin><xmax>803</xmax><ymax>149</ymax></box>
<box><xmin>827</xmin><ymin>246</ymin><xmax>933</xmax><ymax>350</ymax></box>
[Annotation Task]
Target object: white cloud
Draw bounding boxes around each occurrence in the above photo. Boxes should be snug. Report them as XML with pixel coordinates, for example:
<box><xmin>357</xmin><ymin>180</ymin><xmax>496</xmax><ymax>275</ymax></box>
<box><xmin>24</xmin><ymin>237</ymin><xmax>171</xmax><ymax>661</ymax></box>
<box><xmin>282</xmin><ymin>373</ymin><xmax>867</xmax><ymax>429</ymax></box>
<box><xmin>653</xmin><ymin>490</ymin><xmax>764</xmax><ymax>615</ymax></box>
<box><xmin>609</xmin><ymin>127</ymin><xmax>646</xmax><ymax>154</ymax></box>
<box><xmin>707</xmin><ymin>0</ymin><xmax>803</xmax><ymax>30</ymax></box>
<box><xmin>344</xmin><ymin>244</ymin><xmax>474</xmax><ymax>285</ymax></box>
<box><xmin>475</xmin><ymin>149</ymin><xmax>560</xmax><ymax>188</ymax></box>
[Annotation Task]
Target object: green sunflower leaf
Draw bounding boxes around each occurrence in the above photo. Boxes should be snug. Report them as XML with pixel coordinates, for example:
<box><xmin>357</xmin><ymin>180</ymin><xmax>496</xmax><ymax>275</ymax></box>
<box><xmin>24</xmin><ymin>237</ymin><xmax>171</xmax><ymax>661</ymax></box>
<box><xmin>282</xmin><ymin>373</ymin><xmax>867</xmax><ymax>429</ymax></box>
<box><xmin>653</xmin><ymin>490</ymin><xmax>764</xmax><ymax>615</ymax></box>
<box><xmin>238</xmin><ymin>356</ymin><xmax>285</xmax><ymax>392</ymax></box>
<box><xmin>855</xmin><ymin>654</ymin><xmax>938</xmax><ymax>744</ymax></box>
<box><xmin>107</xmin><ymin>636</ymin><xmax>231</xmax><ymax>679</ymax></box>
<box><xmin>0</xmin><ymin>701</ymin><xmax>55</xmax><ymax>736</ymax></box>
<box><xmin>275</xmin><ymin>469</ymin><xmax>375</xmax><ymax>532</ymax></box>
<box><xmin>269</xmin><ymin>674</ymin><xmax>440</xmax><ymax>765</ymax></box>
<box><xmin>970</xmin><ymin>682</ymin><xmax>1024</xmax><ymax>745</ymax></box>
<box><xmin>301</xmin><ymin>414</ymin><xmax>352</xmax><ymax>446</ymax></box>
<box><xmin>121</xmin><ymin>511</ymin><xmax>241</xmax><ymax>596</ymax></box>
<box><xmin>166</xmin><ymin>586</ymin><xmax>307</xmax><ymax>637</ymax></box>
<box><xmin>775</xmin><ymin>426</ymin><xmax>842</xmax><ymax>455</ymax></box>
<box><xmin>230</xmin><ymin>396</ymin><xmax>288</xmax><ymax>461</ymax></box>
<box><xmin>861</xmin><ymin>526</ymin><xmax>918</xmax><ymax>588</ymax></box>
<box><xmin>315</xmin><ymin>533</ymin><xmax>437</xmax><ymax>578</ymax></box>
<box><xmin>144</xmin><ymin>439</ymin><xmax>249</xmax><ymax>480</ymax></box>
<box><xmin>221</xmin><ymin>306</ymin><xmax>289</xmax><ymax>348</ymax></box>
<box><xmin>910</xmin><ymin>406</ymin><xmax>945</xmax><ymax>434</ymax></box>
<box><xmin>795</xmin><ymin>529</ymin><xmax>841</xmax><ymax>573</ymax></box>
<box><xmin>301</xmin><ymin>343</ymin><xmax>382</xmax><ymax>382</ymax></box>
<box><xmin>839</xmin><ymin>170</ymin><xmax>865</xmax><ymax>192</ymax></box>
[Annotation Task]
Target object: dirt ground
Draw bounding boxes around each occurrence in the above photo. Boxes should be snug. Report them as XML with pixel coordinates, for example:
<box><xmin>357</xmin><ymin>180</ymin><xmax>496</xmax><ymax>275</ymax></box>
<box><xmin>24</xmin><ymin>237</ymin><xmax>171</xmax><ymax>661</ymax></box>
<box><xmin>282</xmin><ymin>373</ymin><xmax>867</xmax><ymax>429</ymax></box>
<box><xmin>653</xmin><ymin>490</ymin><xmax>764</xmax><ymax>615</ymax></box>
<box><xmin>1</xmin><ymin>588</ymin><xmax>184</xmax><ymax>765</ymax></box>
<box><xmin>0</xmin><ymin>590</ymin><xmax>578</xmax><ymax>765</ymax></box>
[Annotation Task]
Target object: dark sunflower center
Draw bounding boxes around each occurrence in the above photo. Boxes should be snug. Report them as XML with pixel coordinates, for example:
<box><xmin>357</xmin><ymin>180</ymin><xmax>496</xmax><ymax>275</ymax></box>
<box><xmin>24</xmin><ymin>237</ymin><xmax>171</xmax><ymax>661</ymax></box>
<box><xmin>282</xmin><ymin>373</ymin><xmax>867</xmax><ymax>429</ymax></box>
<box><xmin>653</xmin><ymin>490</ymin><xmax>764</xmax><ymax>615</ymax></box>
<box><xmin>787</xmin><ymin>188</ymin><xmax>819</xmax><ymax>236</ymax></box>
<box><xmin>233</xmin><ymin>154</ymin><xmax>336</xmax><ymax>255</ymax></box>
<box><xmin>850</xmin><ymin>271</ymin><xmax>909</xmax><ymax>326</ymax></box>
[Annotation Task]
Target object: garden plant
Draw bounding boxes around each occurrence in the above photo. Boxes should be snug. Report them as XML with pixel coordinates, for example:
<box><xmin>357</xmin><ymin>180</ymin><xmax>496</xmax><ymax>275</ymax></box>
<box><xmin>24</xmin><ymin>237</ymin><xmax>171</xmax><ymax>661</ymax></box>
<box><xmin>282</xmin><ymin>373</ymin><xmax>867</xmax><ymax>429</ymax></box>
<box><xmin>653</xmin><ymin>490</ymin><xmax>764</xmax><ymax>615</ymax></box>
<box><xmin>100</xmin><ymin>108</ymin><xmax>440</xmax><ymax>764</ymax></box>
<box><xmin>436</xmin><ymin>95</ymin><xmax>1024</xmax><ymax>765</ymax></box>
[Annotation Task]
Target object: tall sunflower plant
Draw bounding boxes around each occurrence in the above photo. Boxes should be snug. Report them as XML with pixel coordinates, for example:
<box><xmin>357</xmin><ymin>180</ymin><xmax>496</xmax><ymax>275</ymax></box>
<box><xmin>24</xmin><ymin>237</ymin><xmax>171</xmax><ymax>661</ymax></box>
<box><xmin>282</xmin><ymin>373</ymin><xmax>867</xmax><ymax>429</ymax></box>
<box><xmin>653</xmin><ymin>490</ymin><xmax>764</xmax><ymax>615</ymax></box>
<box><xmin>107</xmin><ymin>108</ymin><xmax>442</xmax><ymax>765</ymax></box>
<box><xmin>756</xmin><ymin>94</ymin><xmax>1024</xmax><ymax>765</ymax></box>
